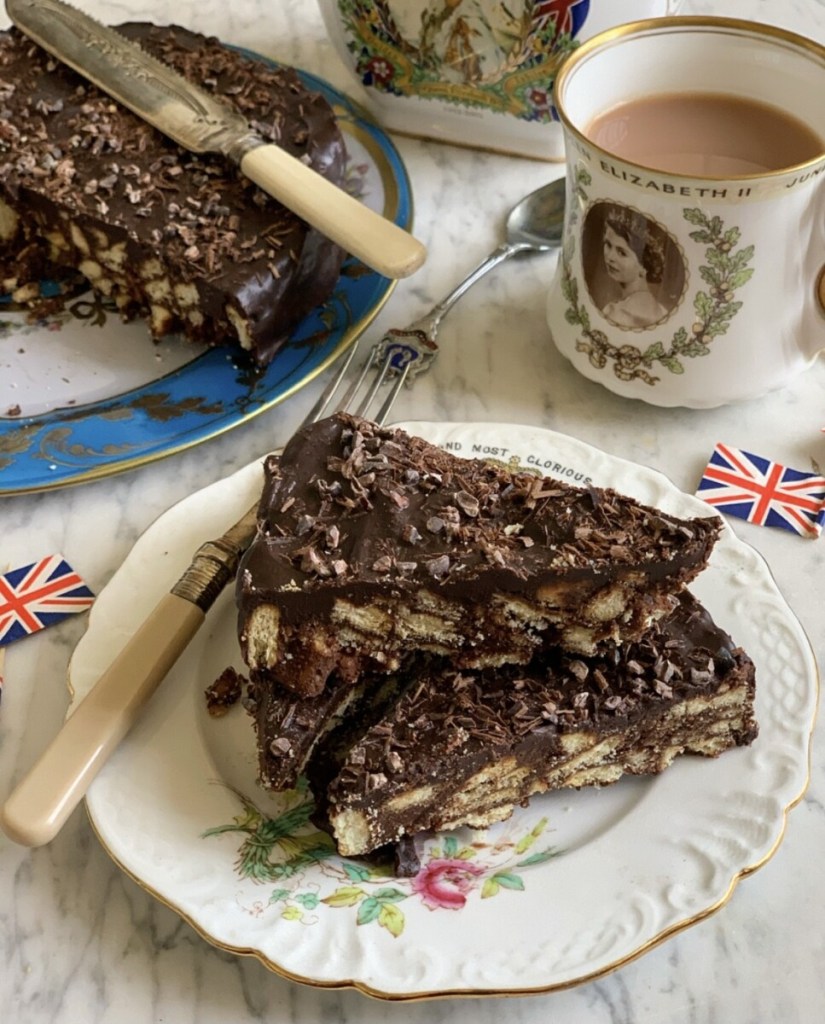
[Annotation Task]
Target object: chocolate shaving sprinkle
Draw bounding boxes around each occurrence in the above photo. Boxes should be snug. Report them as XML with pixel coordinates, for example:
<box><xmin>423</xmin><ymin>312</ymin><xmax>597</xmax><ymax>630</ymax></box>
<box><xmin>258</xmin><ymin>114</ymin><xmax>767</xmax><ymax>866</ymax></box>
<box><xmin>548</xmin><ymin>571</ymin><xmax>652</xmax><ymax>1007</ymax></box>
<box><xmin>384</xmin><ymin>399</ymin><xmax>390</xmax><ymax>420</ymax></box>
<box><xmin>393</xmin><ymin>835</ymin><xmax>421</xmax><ymax>877</ymax></box>
<box><xmin>454</xmin><ymin>490</ymin><xmax>480</xmax><ymax>517</ymax></box>
<box><xmin>401</xmin><ymin>523</ymin><xmax>422</xmax><ymax>545</ymax></box>
<box><xmin>426</xmin><ymin>554</ymin><xmax>451</xmax><ymax>579</ymax></box>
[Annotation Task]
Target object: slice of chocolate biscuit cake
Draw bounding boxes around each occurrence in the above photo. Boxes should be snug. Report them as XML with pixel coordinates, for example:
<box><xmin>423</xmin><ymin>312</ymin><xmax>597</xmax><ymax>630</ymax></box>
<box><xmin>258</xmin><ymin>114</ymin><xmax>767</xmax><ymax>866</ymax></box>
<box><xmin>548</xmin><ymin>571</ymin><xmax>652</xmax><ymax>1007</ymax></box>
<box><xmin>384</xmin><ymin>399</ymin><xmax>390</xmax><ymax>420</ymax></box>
<box><xmin>0</xmin><ymin>23</ymin><xmax>347</xmax><ymax>363</ymax></box>
<box><xmin>314</xmin><ymin>591</ymin><xmax>757</xmax><ymax>857</ymax></box>
<box><xmin>236</xmin><ymin>414</ymin><xmax>721</xmax><ymax>697</ymax></box>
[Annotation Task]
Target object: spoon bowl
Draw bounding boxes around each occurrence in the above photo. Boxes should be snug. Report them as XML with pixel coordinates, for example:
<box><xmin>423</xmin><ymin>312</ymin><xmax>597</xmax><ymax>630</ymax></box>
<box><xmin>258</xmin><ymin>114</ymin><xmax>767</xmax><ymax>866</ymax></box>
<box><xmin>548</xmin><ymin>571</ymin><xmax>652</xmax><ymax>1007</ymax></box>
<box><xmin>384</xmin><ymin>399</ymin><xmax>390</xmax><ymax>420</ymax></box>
<box><xmin>505</xmin><ymin>177</ymin><xmax>567</xmax><ymax>252</ymax></box>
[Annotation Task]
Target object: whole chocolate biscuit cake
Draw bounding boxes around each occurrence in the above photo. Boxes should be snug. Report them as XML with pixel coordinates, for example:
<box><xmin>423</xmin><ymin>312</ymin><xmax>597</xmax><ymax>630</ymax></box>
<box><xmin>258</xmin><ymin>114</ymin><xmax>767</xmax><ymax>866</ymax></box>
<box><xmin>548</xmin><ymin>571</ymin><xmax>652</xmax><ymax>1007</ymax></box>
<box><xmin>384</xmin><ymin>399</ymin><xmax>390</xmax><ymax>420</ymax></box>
<box><xmin>0</xmin><ymin>23</ymin><xmax>347</xmax><ymax>363</ymax></box>
<box><xmin>236</xmin><ymin>414</ymin><xmax>721</xmax><ymax>697</ymax></box>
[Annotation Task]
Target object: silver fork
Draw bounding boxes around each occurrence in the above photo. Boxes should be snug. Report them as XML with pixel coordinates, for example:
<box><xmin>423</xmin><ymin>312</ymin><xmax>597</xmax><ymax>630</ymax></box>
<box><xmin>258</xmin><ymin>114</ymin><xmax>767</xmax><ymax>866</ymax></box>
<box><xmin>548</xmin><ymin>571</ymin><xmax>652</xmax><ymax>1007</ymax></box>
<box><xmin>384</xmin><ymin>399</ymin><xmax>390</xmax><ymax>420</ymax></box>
<box><xmin>305</xmin><ymin>316</ymin><xmax>437</xmax><ymax>428</ymax></box>
<box><xmin>0</xmin><ymin>333</ymin><xmax>430</xmax><ymax>849</ymax></box>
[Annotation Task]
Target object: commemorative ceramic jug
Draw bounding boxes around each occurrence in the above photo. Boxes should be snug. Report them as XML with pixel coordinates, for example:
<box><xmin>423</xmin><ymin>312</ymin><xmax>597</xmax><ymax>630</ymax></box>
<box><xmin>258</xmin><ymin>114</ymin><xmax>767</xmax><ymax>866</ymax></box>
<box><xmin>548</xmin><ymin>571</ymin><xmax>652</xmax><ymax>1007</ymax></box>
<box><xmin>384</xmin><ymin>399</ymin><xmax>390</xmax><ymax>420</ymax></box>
<box><xmin>317</xmin><ymin>0</ymin><xmax>682</xmax><ymax>159</ymax></box>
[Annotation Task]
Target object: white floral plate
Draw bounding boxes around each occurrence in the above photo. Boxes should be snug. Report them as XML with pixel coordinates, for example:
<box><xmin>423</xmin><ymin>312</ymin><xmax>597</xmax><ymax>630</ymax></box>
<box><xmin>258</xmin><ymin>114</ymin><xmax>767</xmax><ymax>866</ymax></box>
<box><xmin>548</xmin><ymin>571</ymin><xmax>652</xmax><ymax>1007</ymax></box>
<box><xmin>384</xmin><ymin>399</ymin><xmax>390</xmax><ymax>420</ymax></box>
<box><xmin>69</xmin><ymin>422</ymin><xmax>817</xmax><ymax>999</ymax></box>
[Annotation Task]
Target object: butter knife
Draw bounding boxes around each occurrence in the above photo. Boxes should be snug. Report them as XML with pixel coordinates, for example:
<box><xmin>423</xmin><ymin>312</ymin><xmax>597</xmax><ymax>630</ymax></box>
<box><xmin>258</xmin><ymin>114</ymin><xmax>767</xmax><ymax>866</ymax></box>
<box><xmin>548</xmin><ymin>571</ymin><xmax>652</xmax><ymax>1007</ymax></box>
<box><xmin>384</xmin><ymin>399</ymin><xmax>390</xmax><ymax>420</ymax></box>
<box><xmin>5</xmin><ymin>0</ymin><xmax>426</xmax><ymax>279</ymax></box>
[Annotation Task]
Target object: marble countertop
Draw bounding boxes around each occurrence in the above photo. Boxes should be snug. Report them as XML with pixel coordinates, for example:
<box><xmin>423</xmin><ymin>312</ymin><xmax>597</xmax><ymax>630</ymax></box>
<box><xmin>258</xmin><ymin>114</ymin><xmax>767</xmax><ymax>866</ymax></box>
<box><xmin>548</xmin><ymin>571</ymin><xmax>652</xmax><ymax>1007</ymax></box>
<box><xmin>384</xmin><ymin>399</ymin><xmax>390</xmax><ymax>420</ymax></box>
<box><xmin>2</xmin><ymin>0</ymin><xmax>824</xmax><ymax>1020</ymax></box>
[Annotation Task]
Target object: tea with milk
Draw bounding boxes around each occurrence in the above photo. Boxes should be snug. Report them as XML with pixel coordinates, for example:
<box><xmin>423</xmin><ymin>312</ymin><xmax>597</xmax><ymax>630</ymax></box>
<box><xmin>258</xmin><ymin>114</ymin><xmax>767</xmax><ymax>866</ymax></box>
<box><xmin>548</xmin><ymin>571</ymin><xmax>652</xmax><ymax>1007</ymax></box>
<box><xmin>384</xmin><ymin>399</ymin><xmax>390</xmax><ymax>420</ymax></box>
<box><xmin>586</xmin><ymin>92</ymin><xmax>823</xmax><ymax>176</ymax></box>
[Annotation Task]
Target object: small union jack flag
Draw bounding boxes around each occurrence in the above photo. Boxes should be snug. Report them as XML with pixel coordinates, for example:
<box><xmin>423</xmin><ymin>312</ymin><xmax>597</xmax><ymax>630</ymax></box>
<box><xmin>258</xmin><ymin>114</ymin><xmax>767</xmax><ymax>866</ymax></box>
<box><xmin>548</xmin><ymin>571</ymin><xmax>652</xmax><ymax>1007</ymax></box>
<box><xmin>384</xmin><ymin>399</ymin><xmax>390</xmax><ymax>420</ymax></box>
<box><xmin>533</xmin><ymin>0</ymin><xmax>590</xmax><ymax>39</ymax></box>
<box><xmin>0</xmin><ymin>555</ymin><xmax>95</xmax><ymax>647</ymax></box>
<box><xmin>697</xmin><ymin>442</ymin><xmax>825</xmax><ymax>538</ymax></box>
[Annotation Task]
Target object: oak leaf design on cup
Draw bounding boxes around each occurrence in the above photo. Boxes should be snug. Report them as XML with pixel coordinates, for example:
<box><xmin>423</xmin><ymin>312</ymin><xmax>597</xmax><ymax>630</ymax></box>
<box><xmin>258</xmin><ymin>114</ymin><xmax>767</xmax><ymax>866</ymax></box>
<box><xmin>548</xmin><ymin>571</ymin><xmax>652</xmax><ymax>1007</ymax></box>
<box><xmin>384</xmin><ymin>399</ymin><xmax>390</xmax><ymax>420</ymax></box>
<box><xmin>561</xmin><ymin>181</ymin><xmax>755</xmax><ymax>385</ymax></box>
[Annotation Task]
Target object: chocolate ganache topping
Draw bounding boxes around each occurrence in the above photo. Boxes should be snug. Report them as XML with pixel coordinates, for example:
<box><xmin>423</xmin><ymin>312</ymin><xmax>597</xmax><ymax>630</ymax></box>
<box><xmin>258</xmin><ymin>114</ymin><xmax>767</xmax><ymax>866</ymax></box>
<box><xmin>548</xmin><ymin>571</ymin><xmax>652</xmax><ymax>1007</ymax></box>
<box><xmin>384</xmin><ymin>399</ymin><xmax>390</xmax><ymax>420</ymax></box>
<box><xmin>239</xmin><ymin>413</ymin><xmax>720</xmax><ymax>615</ymax></box>
<box><xmin>0</xmin><ymin>24</ymin><xmax>347</xmax><ymax>362</ymax></box>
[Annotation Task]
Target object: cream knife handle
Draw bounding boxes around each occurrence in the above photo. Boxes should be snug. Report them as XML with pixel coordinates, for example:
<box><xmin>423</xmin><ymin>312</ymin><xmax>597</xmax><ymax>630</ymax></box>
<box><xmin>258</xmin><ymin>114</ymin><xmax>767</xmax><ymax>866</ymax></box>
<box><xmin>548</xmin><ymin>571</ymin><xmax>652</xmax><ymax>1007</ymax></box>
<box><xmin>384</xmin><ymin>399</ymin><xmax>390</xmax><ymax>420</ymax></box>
<box><xmin>240</xmin><ymin>143</ymin><xmax>426</xmax><ymax>280</ymax></box>
<box><xmin>1</xmin><ymin>593</ymin><xmax>204</xmax><ymax>848</ymax></box>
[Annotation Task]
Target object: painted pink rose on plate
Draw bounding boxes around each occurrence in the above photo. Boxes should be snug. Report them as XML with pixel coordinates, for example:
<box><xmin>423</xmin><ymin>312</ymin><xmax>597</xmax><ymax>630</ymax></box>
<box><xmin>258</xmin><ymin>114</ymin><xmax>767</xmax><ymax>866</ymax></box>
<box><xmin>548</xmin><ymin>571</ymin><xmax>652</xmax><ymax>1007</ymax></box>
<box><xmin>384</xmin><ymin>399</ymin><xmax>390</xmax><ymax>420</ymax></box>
<box><xmin>411</xmin><ymin>858</ymin><xmax>486</xmax><ymax>911</ymax></box>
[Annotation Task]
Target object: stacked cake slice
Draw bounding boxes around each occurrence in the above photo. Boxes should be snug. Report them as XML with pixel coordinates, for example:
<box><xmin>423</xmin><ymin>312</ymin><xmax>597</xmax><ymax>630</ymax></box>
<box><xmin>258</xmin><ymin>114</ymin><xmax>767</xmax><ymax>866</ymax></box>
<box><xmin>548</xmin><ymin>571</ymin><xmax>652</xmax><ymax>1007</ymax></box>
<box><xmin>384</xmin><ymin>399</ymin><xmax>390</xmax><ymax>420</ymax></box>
<box><xmin>237</xmin><ymin>414</ymin><xmax>721</xmax><ymax>694</ymax></box>
<box><xmin>234</xmin><ymin>415</ymin><xmax>757</xmax><ymax>857</ymax></box>
<box><xmin>313</xmin><ymin>592</ymin><xmax>757</xmax><ymax>855</ymax></box>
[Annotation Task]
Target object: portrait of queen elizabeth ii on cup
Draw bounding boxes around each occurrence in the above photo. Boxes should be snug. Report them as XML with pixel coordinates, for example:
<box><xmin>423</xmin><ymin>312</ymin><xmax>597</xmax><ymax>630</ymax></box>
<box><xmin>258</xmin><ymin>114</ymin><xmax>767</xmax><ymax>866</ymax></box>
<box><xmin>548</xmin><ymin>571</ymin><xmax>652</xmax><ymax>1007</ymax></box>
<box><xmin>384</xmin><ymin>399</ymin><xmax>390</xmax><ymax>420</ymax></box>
<box><xmin>581</xmin><ymin>202</ymin><xmax>685</xmax><ymax>330</ymax></box>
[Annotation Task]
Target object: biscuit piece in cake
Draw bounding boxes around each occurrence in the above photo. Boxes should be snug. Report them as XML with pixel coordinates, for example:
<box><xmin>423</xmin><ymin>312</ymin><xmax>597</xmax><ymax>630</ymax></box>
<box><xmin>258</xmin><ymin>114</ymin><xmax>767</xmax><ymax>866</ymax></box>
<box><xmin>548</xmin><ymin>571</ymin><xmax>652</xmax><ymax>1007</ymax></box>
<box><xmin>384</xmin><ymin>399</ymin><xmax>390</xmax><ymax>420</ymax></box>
<box><xmin>314</xmin><ymin>592</ymin><xmax>757</xmax><ymax>857</ymax></box>
<box><xmin>0</xmin><ymin>23</ymin><xmax>347</xmax><ymax>364</ymax></box>
<box><xmin>236</xmin><ymin>414</ymin><xmax>721</xmax><ymax>696</ymax></box>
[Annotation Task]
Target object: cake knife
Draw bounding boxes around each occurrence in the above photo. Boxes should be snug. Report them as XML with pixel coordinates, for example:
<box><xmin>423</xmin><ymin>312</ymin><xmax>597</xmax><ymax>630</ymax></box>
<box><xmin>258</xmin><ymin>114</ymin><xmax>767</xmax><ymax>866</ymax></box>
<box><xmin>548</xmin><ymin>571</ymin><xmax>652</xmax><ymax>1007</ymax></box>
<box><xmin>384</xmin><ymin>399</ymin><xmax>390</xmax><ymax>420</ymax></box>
<box><xmin>4</xmin><ymin>0</ymin><xmax>426</xmax><ymax>279</ymax></box>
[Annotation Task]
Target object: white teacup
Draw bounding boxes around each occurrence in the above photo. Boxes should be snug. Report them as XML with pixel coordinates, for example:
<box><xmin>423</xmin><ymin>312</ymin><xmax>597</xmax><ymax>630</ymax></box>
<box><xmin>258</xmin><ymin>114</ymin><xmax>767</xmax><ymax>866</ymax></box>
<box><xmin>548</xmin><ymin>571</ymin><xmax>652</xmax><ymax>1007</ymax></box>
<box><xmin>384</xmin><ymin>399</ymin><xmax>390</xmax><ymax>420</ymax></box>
<box><xmin>546</xmin><ymin>17</ymin><xmax>825</xmax><ymax>408</ymax></box>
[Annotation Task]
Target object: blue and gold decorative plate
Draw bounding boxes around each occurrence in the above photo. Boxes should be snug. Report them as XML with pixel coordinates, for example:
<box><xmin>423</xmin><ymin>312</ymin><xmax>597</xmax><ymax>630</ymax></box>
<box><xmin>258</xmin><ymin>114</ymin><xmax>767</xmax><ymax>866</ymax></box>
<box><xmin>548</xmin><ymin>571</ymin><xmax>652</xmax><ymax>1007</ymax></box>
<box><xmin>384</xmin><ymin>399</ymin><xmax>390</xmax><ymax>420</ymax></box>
<box><xmin>0</xmin><ymin>63</ymin><xmax>412</xmax><ymax>496</ymax></box>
